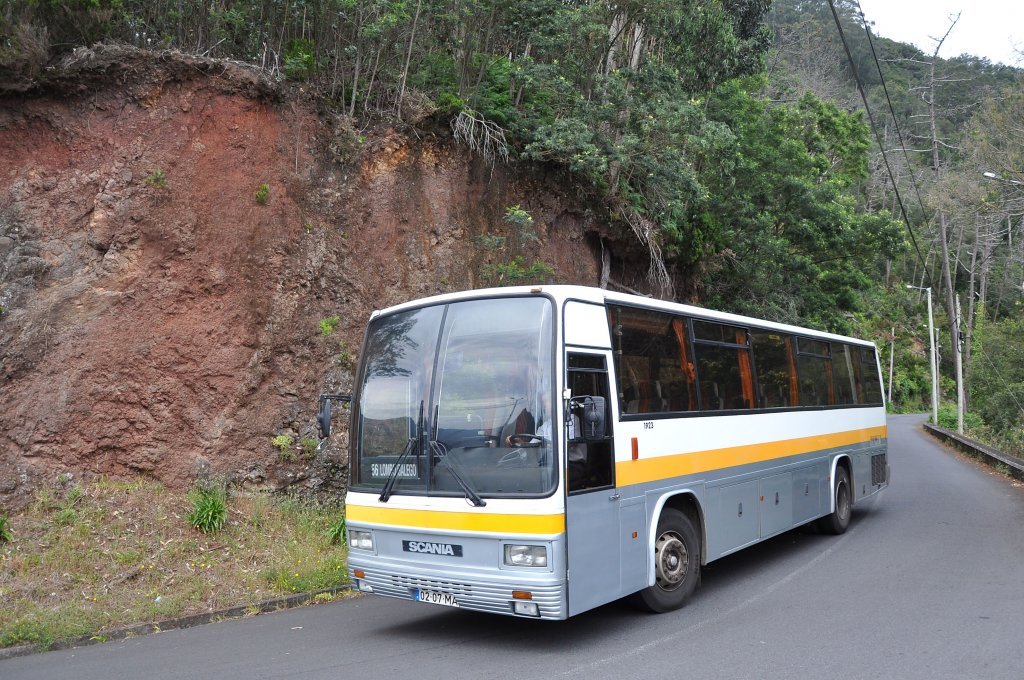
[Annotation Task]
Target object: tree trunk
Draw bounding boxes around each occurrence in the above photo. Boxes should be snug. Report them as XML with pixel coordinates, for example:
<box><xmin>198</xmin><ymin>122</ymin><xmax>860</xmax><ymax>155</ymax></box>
<box><xmin>396</xmin><ymin>0</ymin><xmax>423</xmax><ymax>120</ymax></box>
<box><xmin>926</xmin><ymin>16</ymin><xmax>964</xmax><ymax>432</ymax></box>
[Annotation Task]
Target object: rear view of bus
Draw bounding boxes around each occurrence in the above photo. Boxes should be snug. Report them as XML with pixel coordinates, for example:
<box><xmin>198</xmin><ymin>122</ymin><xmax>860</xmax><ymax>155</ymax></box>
<box><xmin>325</xmin><ymin>285</ymin><xmax>888</xmax><ymax>620</ymax></box>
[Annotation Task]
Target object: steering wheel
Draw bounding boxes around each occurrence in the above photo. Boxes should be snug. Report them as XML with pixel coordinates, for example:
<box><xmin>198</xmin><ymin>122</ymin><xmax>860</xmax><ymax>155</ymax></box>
<box><xmin>505</xmin><ymin>433</ymin><xmax>544</xmax><ymax>448</ymax></box>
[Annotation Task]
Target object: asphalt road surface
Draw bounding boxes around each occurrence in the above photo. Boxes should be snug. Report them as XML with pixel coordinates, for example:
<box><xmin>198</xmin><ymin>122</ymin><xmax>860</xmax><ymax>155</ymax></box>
<box><xmin>5</xmin><ymin>414</ymin><xmax>1024</xmax><ymax>680</ymax></box>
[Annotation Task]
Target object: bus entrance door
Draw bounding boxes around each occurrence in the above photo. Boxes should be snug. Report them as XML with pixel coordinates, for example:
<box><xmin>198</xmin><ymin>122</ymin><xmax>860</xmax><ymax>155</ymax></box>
<box><xmin>564</xmin><ymin>352</ymin><xmax>620</xmax><ymax>615</ymax></box>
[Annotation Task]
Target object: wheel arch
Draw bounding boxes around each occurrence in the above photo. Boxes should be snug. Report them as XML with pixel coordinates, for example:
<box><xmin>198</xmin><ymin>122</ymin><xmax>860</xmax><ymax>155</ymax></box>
<box><xmin>648</xmin><ymin>491</ymin><xmax>706</xmax><ymax>587</ymax></box>
<box><xmin>829</xmin><ymin>455</ymin><xmax>853</xmax><ymax>513</ymax></box>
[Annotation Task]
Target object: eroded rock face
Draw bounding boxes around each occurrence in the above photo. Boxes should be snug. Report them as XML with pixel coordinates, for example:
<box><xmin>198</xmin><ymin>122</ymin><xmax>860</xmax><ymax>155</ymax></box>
<box><xmin>0</xmin><ymin>48</ymin><xmax>610</xmax><ymax>509</ymax></box>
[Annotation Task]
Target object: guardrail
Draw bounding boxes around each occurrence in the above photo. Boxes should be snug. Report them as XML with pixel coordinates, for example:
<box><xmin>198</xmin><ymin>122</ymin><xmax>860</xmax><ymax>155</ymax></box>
<box><xmin>924</xmin><ymin>423</ymin><xmax>1024</xmax><ymax>481</ymax></box>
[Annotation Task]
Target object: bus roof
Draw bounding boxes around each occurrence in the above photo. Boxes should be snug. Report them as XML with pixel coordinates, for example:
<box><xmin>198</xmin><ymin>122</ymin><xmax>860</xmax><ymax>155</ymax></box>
<box><xmin>370</xmin><ymin>285</ymin><xmax>877</xmax><ymax>348</ymax></box>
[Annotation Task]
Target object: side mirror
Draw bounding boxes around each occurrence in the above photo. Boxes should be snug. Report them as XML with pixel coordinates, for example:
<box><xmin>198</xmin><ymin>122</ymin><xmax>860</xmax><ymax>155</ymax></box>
<box><xmin>569</xmin><ymin>396</ymin><xmax>606</xmax><ymax>441</ymax></box>
<box><xmin>318</xmin><ymin>400</ymin><xmax>333</xmax><ymax>437</ymax></box>
<box><xmin>318</xmin><ymin>394</ymin><xmax>352</xmax><ymax>438</ymax></box>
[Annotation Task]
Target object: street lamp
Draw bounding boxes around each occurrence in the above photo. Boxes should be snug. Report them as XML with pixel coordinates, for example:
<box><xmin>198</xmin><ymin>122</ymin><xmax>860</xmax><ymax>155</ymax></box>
<box><xmin>907</xmin><ymin>284</ymin><xmax>939</xmax><ymax>426</ymax></box>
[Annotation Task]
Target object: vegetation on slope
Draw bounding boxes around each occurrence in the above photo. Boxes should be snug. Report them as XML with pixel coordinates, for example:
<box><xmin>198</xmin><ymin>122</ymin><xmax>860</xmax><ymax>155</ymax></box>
<box><xmin>0</xmin><ymin>479</ymin><xmax>349</xmax><ymax>650</ymax></box>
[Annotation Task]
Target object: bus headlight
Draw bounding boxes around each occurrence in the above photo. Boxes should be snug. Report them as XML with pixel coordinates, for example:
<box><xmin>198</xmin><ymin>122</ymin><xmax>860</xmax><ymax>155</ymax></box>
<box><xmin>349</xmin><ymin>529</ymin><xmax>374</xmax><ymax>551</ymax></box>
<box><xmin>504</xmin><ymin>544</ymin><xmax>548</xmax><ymax>567</ymax></box>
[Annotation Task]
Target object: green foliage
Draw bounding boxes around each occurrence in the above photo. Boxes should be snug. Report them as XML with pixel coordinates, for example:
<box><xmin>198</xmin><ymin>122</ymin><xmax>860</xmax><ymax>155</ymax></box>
<box><xmin>503</xmin><ymin>205</ymin><xmax>533</xmax><ymax>229</ymax></box>
<box><xmin>284</xmin><ymin>38</ymin><xmax>316</xmax><ymax>81</ymax></box>
<box><xmin>0</xmin><ymin>619</ymin><xmax>56</xmax><ymax>649</ymax></box>
<box><xmin>0</xmin><ymin>514</ymin><xmax>12</xmax><ymax>543</ymax></box>
<box><xmin>326</xmin><ymin>514</ymin><xmax>346</xmax><ymax>545</ymax></box>
<box><xmin>53</xmin><ymin>506</ymin><xmax>78</xmax><ymax>528</ymax></box>
<box><xmin>47</xmin><ymin>484</ymin><xmax>85</xmax><ymax>528</ymax></box>
<box><xmin>503</xmin><ymin>204</ymin><xmax>537</xmax><ymax>242</ymax></box>
<box><xmin>474</xmin><ymin>234</ymin><xmax>506</xmax><ymax>250</ymax></box>
<box><xmin>483</xmin><ymin>256</ymin><xmax>554</xmax><ymax>286</ymax></box>
<box><xmin>185</xmin><ymin>485</ymin><xmax>228</xmax><ymax>534</ymax></box>
<box><xmin>272</xmin><ymin>434</ymin><xmax>295</xmax><ymax>461</ymax></box>
<box><xmin>300</xmin><ymin>437</ymin><xmax>319</xmax><ymax>459</ymax></box>
<box><xmin>143</xmin><ymin>169</ymin><xmax>167</xmax><ymax>189</ymax></box>
<box><xmin>699</xmin><ymin>79</ymin><xmax>904</xmax><ymax>328</ymax></box>
<box><xmin>319</xmin><ymin>315</ymin><xmax>340</xmax><ymax>337</ymax></box>
<box><xmin>255</xmin><ymin>183</ymin><xmax>269</xmax><ymax>205</ymax></box>
<box><xmin>336</xmin><ymin>341</ymin><xmax>354</xmax><ymax>369</ymax></box>
<box><xmin>936</xmin><ymin>403</ymin><xmax>985</xmax><ymax>433</ymax></box>
<box><xmin>969</xmin><ymin>315</ymin><xmax>1024</xmax><ymax>438</ymax></box>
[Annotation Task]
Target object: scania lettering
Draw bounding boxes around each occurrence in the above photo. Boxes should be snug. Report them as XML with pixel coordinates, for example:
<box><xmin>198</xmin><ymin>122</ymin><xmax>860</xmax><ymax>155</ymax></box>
<box><xmin>403</xmin><ymin>541</ymin><xmax>463</xmax><ymax>557</ymax></box>
<box><xmin>318</xmin><ymin>285</ymin><xmax>889</xmax><ymax>619</ymax></box>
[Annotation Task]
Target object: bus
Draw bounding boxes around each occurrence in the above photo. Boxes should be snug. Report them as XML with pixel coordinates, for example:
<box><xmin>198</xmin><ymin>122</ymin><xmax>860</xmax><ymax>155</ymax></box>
<box><xmin>317</xmin><ymin>285</ymin><xmax>889</xmax><ymax>619</ymax></box>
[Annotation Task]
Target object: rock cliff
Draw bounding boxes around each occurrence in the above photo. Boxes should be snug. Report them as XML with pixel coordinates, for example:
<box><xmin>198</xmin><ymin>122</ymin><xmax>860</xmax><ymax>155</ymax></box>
<box><xmin>0</xmin><ymin>46</ymin><xmax>623</xmax><ymax>508</ymax></box>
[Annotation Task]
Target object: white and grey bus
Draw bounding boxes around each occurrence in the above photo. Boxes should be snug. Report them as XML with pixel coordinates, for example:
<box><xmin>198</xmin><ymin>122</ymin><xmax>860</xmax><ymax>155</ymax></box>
<box><xmin>318</xmin><ymin>285</ymin><xmax>888</xmax><ymax>619</ymax></box>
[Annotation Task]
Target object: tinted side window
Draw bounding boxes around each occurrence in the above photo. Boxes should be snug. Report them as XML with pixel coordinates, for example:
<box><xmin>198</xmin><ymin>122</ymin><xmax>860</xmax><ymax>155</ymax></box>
<box><xmin>692</xmin><ymin>322</ymin><xmax>755</xmax><ymax>411</ymax></box>
<box><xmin>752</xmin><ymin>332</ymin><xmax>798</xmax><ymax>408</ymax></box>
<box><xmin>860</xmin><ymin>346</ymin><xmax>883</xmax><ymax>404</ymax></box>
<box><xmin>831</xmin><ymin>344</ymin><xmax>858</xmax><ymax>405</ymax></box>
<box><xmin>796</xmin><ymin>338</ymin><xmax>833</xmax><ymax>406</ymax></box>
<box><xmin>608</xmin><ymin>306</ymin><xmax>696</xmax><ymax>415</ymax></box>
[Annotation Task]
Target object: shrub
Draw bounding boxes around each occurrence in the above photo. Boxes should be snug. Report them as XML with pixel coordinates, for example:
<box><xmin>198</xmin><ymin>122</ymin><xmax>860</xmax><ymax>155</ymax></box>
<box><xmin>336</xmin><ymin>341</ymin><xmax>354</xmax><ymax>369</ymax></box>
<box><xmin>503</xmin><ymin>204</ymin><xmax>534</xmax><ymax>229</ymax></box>
<box><xmin>186</xmin><ymin>485</ymin><xmax>228</xmax><ymax>534</ymax></box>
<box><xmin>935</xmin><ymin>403</ymin><xmax>985</xmax><ymax>432</ymax></box>
<box><xmin>474</xmin><ymin>234</ymin><xmax>506</xmax><ymax>250</ymax></box>
<box><xmin>272</xmin><ymin>434</ymin><xmax>295</xmax><ymax>461</ymax></box>
<box><xmin>319</xmin><ymin>316</ymin><xmax>340</xmax><ymax>337</ymax></box>
<box><xmin>483</xmin><ymin>256</ymin><xmax>554</xmax><ymax>286</ymax></box>
<box><xmin>0</xmin><ymin>514</ymin><xmax>12</xmax><ymax>543</ymax></box>
<box><xmin>283</xmin><ymin>38</ymin><xmax>316</xmax><ymax>80</ymax></box>
<box><xmin>300</xmin><ymin>437</ymin><xmax>319</xmax><ymax>459</ymax></box>
<box><xmin>143</xmin><ymin>169</ymin><xmax>167</xmax><ymax>189</ymax></box>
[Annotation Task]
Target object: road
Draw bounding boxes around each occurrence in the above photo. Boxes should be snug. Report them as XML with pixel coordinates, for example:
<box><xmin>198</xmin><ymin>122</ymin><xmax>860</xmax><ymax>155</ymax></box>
<box><xmin>5</xmin><ymin>414</ymin><xmax>1024</xmax><ymax>679</ymax></box>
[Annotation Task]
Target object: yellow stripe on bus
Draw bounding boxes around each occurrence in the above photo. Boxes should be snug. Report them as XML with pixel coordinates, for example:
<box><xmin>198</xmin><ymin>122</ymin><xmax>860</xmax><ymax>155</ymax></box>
<box><xmin>616</xmin><ymin>425</ymin><xmax>887</xmax><ymax>488</ymax></box>
<box><xmin>346</xmin><ymin>505</ymin><xmax>566</xmax><ymax>534</ymax></box>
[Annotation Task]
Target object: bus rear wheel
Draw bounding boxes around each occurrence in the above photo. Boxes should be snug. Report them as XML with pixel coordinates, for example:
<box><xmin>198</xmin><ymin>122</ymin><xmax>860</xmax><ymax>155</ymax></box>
<box><xmin>817</xmin><ymin>466</ymin><xmax>852</xmax><ymax>535</ymax></box>
<box><xmin>633</xmin><ymin>508</ymin><xmax>700</xmax><ymax>613</ymax></box>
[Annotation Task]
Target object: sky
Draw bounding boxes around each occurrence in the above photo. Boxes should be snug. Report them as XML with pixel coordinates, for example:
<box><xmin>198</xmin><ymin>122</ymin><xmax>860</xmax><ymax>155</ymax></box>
<box><xmin>856</xmin><ymin>0</ymin><xmax>1023</xmax><ymax>66</ymax></box>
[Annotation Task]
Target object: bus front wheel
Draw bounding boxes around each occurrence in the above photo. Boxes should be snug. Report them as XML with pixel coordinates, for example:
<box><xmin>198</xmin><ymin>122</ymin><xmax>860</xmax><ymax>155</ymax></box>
<box><xmin>633</xmin><ymin>508</ymin><xmax>700</xmax><ymax>613</ymax></box>
<box><xmin>818</xmin><ymin>465</ymin><xmax>851</xmax><ymax>535</ymax></box>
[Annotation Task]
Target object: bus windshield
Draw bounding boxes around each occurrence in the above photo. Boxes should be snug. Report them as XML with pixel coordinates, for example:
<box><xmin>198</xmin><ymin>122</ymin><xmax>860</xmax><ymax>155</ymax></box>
<box><xmin>352</xmin><ymin>296</ymin><xmax>556</xmax><ymax>498</ymax></box>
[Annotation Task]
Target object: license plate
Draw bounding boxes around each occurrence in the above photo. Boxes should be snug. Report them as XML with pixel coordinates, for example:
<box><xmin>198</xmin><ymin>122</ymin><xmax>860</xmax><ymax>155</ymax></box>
<box><xmin>415</xmin><ymin>589</ymin><xmax>460</xmax><ymax>608</ymax></box>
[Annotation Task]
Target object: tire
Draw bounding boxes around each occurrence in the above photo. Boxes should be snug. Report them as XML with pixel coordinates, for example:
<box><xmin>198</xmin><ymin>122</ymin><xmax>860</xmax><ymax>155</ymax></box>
<box><xmin>632</xmin><ymin>508</ymin><xmax>700</xmax><ymax>613</ymax></box>
<box><xmin>817</xmin><ymin>465</ymin><xmax>852</xmax><ymax>535</ymax></box>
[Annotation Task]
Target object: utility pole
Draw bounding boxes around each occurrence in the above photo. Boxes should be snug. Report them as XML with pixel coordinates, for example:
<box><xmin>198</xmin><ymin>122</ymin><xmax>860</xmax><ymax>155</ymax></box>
<box><xmin>907</xmin><ymin>285</ymin><xmax>939</xmax><ymax>425</ymax></box>
<box><xmin>955</xmin><ymin>295</ymin><xmax>965</xmax><ymax>433</ymax></box>
<box><xmin>888</xmin><ymin>327</ymin><xmax>895</xmax><ymax>404</ymax></box>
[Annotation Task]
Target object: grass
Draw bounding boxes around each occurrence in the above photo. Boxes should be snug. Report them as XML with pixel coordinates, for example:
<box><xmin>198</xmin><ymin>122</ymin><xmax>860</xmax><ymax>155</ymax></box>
<box><xmin>143</xmin><ymin>169</ymin><xmax>167</xmax><ymax>189</ymax></box>
<box><xmin>0</xmin><ymin>479</ymin><xmax>349</xmax><ymax>651</ymax></box>
<box><xmin>319</xmin><ymin>315</ymin><xmax>340</xmax><ymax>337</ymax></box>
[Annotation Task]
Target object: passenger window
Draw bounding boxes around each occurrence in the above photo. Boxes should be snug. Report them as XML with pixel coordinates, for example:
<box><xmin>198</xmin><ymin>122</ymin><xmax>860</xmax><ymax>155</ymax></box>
<box><xmin>752</xmin><ymin>332</ymin><xmax>798</xmax><ymax>408</ymax></box>
<box><xmin>796</xmin><ymin>338</ymin><xmax>833</xmax><ymax>406</ymax></box>
<box><xmin>608</xmin><ymin>306</ymin><xmax>696</xmax><ymax>415</ymax></box>
<box><xmin>859</xmin><ymin>347</ymin><xmax>883</xmax><ymax>404</ymax></box>
<box><xmin>831</xmin><ymin>344</ymin><xmax>859</xmax><ymax>405</ymax></box>
<box><xmin>692</xmin><ymin>321</ymin><xmax>755</xmax><ymax>411</ymax></box>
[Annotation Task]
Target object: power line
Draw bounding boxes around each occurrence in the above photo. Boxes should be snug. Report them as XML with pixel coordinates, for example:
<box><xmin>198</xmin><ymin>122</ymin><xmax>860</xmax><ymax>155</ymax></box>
<box><xmin>825</xmin><ymin>0</ymin><xmax>935</xmax><ymax>289</ymax></box>
<box><xmin>853</xmin><ymin>0</ymin><xmax>932</xmax><ymax>230</ymax></box>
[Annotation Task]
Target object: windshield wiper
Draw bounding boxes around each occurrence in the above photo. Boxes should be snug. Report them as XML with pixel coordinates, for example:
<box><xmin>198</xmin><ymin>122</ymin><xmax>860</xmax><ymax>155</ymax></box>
<box><xmin>379</xmin><ymin>401</ymin><xmax>424</xmax><ymax>503</ymax></box>
<box><xmin>430</xmin><ymin>441</ymin><xmax>486</xmax><ymax>507</ymax></box>
<box><xmin>429</xmin><ymin>405</ymin><xmax>486</xmax><ymax>507</ymax></box>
